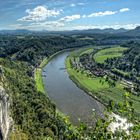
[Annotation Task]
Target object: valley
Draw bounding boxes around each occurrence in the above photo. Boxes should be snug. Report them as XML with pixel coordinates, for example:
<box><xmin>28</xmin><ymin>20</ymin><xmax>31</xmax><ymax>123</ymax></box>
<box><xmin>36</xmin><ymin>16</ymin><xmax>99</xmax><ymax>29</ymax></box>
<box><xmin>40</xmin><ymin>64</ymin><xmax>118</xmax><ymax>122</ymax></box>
<box><xmin>66</xmin><ymin>46</ymin><xmax>140</xmax><ymax>119</ymax></box>
<box><xmin>0</xmin><ymin>31</ymin><xmax>140</xmax><ymax>139</ymax></box>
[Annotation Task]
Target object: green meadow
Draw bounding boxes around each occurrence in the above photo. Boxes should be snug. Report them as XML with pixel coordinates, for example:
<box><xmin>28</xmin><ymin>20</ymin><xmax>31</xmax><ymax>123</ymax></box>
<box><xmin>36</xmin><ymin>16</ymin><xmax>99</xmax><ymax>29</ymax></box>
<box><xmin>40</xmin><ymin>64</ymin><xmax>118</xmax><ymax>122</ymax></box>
<box><xmin>66</xmin><ymin>48</ymin><xmax>140</xmax><ymax>115</ymax></box>
<box><xmin>93</xmin><ymin>46</ymin><xmax>127</xmax><ymax>63</ymax></box>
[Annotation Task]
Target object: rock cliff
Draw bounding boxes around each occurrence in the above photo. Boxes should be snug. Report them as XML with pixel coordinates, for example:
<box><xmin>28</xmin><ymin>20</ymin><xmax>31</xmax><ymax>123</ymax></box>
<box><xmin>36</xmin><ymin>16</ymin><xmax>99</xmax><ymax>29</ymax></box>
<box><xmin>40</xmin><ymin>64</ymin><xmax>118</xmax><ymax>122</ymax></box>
<box><xmin>0</xmin><ymin>66</ymin><xmax>12</xmax><ymax>140</ymax></box>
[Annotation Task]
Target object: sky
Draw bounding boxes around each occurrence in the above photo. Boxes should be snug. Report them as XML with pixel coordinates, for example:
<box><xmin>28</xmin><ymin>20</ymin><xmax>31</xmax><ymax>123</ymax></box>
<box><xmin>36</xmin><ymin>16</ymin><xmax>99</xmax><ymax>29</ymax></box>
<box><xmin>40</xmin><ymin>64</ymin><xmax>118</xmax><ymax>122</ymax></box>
<box><xmin>0</xmin><ymin>0</ymin><xmax>140</xmax><ymax>31</ymax></box>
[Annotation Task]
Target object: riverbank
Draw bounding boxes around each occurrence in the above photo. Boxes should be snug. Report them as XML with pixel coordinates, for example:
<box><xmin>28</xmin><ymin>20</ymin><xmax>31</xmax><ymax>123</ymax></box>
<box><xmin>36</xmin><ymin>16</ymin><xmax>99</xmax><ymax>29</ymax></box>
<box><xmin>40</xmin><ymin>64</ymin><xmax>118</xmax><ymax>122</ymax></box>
<box><xmin>65</xmin><ymin>49</ymin><xmax>136</xmax><ymax>134</ymax></box>
<box><xmin>34</xmin><ymin>50</ymin><xmax>80</xmax><ymax>137</ymax></box>
<box><xmin>34</xmin><ymin>51</ymin><xmax>61</xmax><ymax>93</ymax></box>
<box><xmin>65</xmin><ymin>56</ymin><xmax>107</xmax><ymax>107</ymax></box>
<box><xmin>34</xmin><ymin>47</ymin><xmax>87</xmax><ymax>94</ymax></box>
<box><xmin>34</xmin><ymin>48</ymin><xmax>135</xmax><ymax>136</ymax></box>
<box><xmin>65</xmin><ymin>48</ymin><xmax>140</xmax><ymax>118</ymax></box>
<box><xmin>34</xmin><ymin>49</ymin><xmax>73</xmax><ymax>93</ymax></box>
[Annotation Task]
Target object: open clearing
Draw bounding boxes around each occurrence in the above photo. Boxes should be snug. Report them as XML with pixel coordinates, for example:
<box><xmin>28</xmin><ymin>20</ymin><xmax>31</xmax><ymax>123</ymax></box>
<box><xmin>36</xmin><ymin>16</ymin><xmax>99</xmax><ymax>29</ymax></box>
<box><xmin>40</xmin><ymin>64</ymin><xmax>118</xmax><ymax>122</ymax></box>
<box><xmin>93</xmin><ymin>46</ymin><xmax>127</xmax><ymax>64</ymax></box>
<box><xmin>66</xmin><ymin>47</ymin><xmax>140</xmax><ymax>116</ymax></box>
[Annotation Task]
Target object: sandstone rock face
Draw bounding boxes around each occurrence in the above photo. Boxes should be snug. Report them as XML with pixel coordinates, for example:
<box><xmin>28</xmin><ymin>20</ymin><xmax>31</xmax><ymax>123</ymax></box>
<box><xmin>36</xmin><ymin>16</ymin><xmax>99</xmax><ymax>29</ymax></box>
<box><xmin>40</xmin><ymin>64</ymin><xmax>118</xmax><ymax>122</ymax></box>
<box><xmin>0</xmin><ymin>66</ymin><xmax>12</xmax><ymax>140</ymax></box>
<box><xmin>0</xmin><ymin>86</ymin><xmax>12</xmax><ymax>140</ymax></box>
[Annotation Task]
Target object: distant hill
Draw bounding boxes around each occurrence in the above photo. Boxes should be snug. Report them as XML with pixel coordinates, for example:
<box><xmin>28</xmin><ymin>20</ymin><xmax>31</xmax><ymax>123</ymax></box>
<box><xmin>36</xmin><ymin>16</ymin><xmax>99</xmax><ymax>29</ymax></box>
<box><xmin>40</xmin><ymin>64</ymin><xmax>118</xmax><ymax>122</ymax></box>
<box><xmin>0</xmin><ymin>29</ymin><xmax>33</xmax><ymax>35</ymax></box>
<box><xmin>122</xmin><ymin>26</ymin><xmax>140</xmax><ymax>36</ymax></box>
<box><xmin>0</xmin><ymin>28</ymin><xmax>128</xmax><ymax>35</ymax></box>
<box><xmin>51</xmin><ymin>28</ymin><xmax>128</xmax><ymax>35</ymax></box>
<box><xmin>0</xmin><ymin>27</ymin><xmax>140</xmax><ymax>36</ymax></box>
<box><xmin>84</xmin><ymin>28</ymin><xmax>127</xmax><ymax>34</ymax></box>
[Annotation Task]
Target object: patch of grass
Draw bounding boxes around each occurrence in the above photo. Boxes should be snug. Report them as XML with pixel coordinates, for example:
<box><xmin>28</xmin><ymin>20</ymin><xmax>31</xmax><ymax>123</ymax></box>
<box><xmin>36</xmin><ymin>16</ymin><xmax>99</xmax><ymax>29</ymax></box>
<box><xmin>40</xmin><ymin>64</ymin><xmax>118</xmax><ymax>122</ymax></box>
<box><xmin>9</xmin><ymin>126</ymin><xmax>29</xmax><ymax>140</ymax></box>
<box><xmin>78</xmin><ymin>36</ymin><xmax>94</xmax><ymax>40</ymax></box>
<box><xmin>80</xmin><ymin>48</ymin><xmax>93</xmax><ymax>56</ymax></box>
<box><xmin>93</xmin><ymin>46</ymin><xmax>127</xmax><ymax>64</ymax></box>
<box><xmin>34</xmin><ymin>50</ymin><xmax>69</xmax><ymax>93</ymax></box>
<box><xmin>34</xmin><ymin>68</ymin><xmax>45</xmax><ymax>93</ymax></box>
<box><xmin>66</xmin><ymin>49</ymin><xmax>140</xmax><ymax>115</ymax></box>
<box><xmin>66</xmin><ymin>57</ymin><xmax>124</xmax><ymax>103</ymax></box>
<box><xmin>34</xmin><ymin>51</ymin><xmax>61</xmax><ymax>93</ymax></box>
<box><xmin>112</xmin><ymin>68</ymin><xmax>130</xmax><ymax>77</ymax></box>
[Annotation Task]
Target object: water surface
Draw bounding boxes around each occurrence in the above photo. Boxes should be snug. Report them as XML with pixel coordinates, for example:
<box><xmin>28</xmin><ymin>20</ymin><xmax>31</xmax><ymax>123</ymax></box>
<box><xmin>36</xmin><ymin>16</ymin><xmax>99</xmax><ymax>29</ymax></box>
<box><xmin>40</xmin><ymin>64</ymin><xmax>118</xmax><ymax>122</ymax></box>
<box><xmin>42</xmin><ymin>51</ymin><xmax>103</xmax><ymax>124</ymax></box>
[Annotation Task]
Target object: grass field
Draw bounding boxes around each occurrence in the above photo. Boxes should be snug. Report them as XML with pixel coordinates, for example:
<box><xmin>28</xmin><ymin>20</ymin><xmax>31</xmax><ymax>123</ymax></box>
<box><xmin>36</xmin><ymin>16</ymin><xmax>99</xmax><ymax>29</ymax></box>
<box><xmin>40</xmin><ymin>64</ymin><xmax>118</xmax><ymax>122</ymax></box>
<box><xmin>66</xmin><ymin>48</ymin><xmax>140</xmax><ymax>116</ymax></box>
<box><xmin>34</xmin><ymin>68</ymin><xmax>45</xmax><ymax>93</ymax></box>
<box><xmin>34</xmin><ymin>51</ymin><xmax>63</xmax><ymax>93</ymax></box>
<box><xmin>34</xmin><ymin>56</ymin><xmax>51</xmax><ymax>93</ymax></box>
<box><xmin>93</xmin><ymin>46</ymin><xmax>127</xmax><ymax>64</ymax></box>
<box><xmin>112</xmin><ymin>68</ymin><xmax>130</xmax><ymax>77</ymax></box>
<box><xmin>66</xmin><ymin>56</ymin><xmax>125</xmax><ymax>103</ymax></box>
<box><xmin>80</xmin><ymin>48</ymin><xmax>93</xmax><ymax>56</ymax></box>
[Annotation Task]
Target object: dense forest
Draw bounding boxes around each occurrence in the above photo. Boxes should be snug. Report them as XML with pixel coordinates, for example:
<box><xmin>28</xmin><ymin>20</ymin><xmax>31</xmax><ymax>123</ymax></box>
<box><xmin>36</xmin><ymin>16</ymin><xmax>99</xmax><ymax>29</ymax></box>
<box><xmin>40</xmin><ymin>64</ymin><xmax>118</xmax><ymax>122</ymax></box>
<box><xmin>106</xmin><ymin>43</ymin><xmax>140</xmax><ymax>77</ymax></box>
<box><xmin>0</xmin><ymin>34</ymin><xmax>140</xmax><ymax>139</ymax></box>
<box><xmin>0</xmin><ymin>34</ymin><xmax>96</xmax><ymax>139</ymax></box>
<box><xmin>0</xmin><ymin>35</ymin><xmax>86</xmax><ymax>139</ymax></box>
<box><xmin>0</xmin><ymin>35</ymin><xmax>90</xmax><ymax>66</ymax></box>
<box><xmin>105</xmin><ymin>43</ymin><xmax>140</xmax><ymax>94</ymax></box>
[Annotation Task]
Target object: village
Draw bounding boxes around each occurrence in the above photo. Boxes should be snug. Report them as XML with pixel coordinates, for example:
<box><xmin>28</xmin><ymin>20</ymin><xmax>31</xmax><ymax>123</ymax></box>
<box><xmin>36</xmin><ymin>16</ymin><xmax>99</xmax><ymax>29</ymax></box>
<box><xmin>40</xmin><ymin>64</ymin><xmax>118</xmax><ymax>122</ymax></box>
<box><xmin>69</xmin><ymin>51</ymin><xmax>139</xmax><ymax>96</ymax></box>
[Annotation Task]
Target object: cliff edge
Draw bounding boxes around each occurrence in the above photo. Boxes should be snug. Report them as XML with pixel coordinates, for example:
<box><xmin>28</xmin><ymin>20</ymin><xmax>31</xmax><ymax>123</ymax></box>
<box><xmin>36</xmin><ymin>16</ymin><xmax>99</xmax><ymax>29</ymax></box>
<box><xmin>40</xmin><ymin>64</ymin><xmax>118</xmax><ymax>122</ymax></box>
<box><xmin>0</xmin><ymin>66</ymin><xmax>12</xmax><ymax>140</ymax></box>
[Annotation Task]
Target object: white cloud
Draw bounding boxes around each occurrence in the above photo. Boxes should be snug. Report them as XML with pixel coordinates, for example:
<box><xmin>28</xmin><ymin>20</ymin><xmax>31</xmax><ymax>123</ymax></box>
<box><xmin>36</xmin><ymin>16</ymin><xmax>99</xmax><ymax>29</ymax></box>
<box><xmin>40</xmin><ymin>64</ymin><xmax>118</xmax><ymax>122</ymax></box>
<box><xmin>78</xmin><ymin>3</ymin><xmax>85</xmax><ymax>5</ymax></box>
<box><xmin>88</xmin><ymin>11</ymin><xmax>117</xmax><ymax>18</ymax></box>
<box><xmin>9</xmin><ymin>24</ymin><xmax>23</xmax><ymax>28</ymax></box>
<box><xmin>30</xmin><ymin>21</ymin><xmax>65</xmax><ymax>29</ymax></box>
<box><xmin>70</xmin><ymin>3</ymin><xmax>86</xmax><ymax>7</ymax></box>
<box><xmin>120</xmin><ymin>8</ymin><xmax>130</xmax><ymax>13</ymax></box>
<box><xmin>9</xmin><ymin>23</ymin><xmax>140</xmax><ymax>31</ymax></box>
<box><xmin>10</xmin><ymin>21</ymin><xmax>64</xmax><ymax>31</ymax></box>
<box><xmin>59</xmin><ymin>15</ymin><xmax>81</xmax><ymax>22</ymax></box>
<box><xmin>84</xmin><ymin>8</ymin><xmax>130</xmax><ymax>18</ymax></box>
<box><xmin>18</xmin><ymin>6</ymin><xmax>61</xmax><ymax>22</ymax></box>
<box><xmin>70</xmin><ymin>3</ymin><xmax>76</xmax><ymax>7</ymax></box>
<box><xmin>82</xmin><ymin>15</ymin><xmax>86</xmax><ymax>18</ymax></box>
<box><xmin>71</xmin><ymin>24</ymin><xmax>140</xmax><ymax>30</ymax></box>
<box><xmin>14</xmin><ymin>14</ymin><xmax>81</xmax><ymax>30</ymax></box>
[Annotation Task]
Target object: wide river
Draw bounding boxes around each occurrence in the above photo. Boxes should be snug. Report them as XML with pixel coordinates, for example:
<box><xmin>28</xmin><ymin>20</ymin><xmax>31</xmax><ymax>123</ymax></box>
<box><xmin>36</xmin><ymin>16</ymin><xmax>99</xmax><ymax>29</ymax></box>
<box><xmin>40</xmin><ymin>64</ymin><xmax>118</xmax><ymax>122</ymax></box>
<box><xmin>42</xmin><ymin>51</ymin><xmax>104</xmax><ymax>125</ymax></box>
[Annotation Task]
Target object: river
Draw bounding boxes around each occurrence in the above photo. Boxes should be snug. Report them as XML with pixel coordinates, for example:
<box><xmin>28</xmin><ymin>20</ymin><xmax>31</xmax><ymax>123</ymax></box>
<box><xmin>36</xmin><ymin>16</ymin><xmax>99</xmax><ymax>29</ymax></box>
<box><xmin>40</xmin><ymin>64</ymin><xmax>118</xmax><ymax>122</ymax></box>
<box><xmin>42</xmin><ymin>51</ymin><xmax>104</xmax><ymax>125</ymax></box>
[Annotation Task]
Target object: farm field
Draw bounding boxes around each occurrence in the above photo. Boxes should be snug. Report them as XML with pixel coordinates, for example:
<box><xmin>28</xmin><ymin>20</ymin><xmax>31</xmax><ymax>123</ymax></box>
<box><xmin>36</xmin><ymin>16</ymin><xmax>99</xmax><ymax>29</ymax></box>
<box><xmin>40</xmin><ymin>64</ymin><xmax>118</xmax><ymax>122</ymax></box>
<box><xmin>93</xmin><ymin>46</ymin><xmax>127</xmax><ymax>64</ymax></box>
<box><xmin>66</xmin><ymin>48</ymin><xmax>140</xmax><ymax>116</ymax></box>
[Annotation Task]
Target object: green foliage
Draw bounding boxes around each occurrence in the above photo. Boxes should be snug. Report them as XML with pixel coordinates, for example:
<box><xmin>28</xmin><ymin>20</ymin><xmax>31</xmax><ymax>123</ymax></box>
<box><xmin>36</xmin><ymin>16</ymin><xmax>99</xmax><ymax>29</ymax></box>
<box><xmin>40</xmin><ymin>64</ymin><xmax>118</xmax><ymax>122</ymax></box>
<box><xmin>0</xmin><ymin>35</ymin><xmax>89</xmax><ymax>66</ymax></box>
<box><xmin>0</xmin><ymin>59</ymin><xmax>79</xmax><ymax>140</ymax></box>
<box><xmin>66</xmin><ymin>48</ymin><xmax>140</xmax><ymax>116</ymax></box>
<box><xmin>105</xmin><ymin>43</ymin><xmax>140</xmax><ymax>83</ymax></box>
<box><xmin>1</xmin><ymin>34</ymin><xmax>140</xmax><ymax>139</ymax></box>
<box><xmin>93</xmin><ymin>46</ymin><xmax>127</xmax><ymax>64</ymax></box>
<box><xmin>34</xmin><ymin>68</ymin><xmax>45</xmax><ymax>93</ymax></box>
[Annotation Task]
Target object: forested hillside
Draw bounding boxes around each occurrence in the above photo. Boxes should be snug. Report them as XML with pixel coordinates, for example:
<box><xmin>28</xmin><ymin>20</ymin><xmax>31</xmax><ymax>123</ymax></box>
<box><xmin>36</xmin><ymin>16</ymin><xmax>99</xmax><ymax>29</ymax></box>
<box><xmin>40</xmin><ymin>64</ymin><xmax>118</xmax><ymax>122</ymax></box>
<box><xmin>0</xmin><ymin>35</ymin><xmax>90</xmax><ymax>66</ymax></box>
<box><xmin>0</xmin><ymin>34</ymin><xmax>140</xmax><ymax>139</ymax></box>
<box><xmin>0</xmin><ymin>35</ymin><xmax>86</xmax><ymax>139</ymax></box>
<box><xmin>105</xmin><ymin>43</ymin><xmax>140</xmax><ymax>92</ymax></box>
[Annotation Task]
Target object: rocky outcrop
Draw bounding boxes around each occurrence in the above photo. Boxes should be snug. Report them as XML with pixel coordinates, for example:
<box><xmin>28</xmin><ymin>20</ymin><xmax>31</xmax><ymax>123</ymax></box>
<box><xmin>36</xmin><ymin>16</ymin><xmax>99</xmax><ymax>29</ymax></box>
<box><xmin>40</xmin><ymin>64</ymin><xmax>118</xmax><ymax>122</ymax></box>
<box><xmin>0</xmin><ymin>66</ymin><xmax>12</xmax><ymax>140</ymax></box>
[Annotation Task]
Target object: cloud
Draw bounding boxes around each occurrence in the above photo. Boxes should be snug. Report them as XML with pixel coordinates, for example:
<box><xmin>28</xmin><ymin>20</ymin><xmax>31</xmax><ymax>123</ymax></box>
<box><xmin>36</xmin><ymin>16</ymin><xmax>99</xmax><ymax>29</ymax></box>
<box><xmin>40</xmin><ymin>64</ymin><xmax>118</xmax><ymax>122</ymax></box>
<box><xmin>18</xmin><ymin>6</ymin><xmax>61</xmax><ymax>22</ymax></box>
<box><xmin>59</xmin><ymin>15</ymin><xmax>80</xmax><ymax>22</ymax></box>
<box><xmin>14</xmin><ymin>14</ymin><xmax>81</xmax><ymax>30</ymax></box>
<box><xmin>119</xmin><ymin>8</ymin><xmax>130</xmax><ymax>13</ymax></box>
<box><xmin>30</xmin><ymin>21</ymin><xmax>65</xmax><ymax>29</ymax></box>
<box><xmin>9</xmin><ymin>23</ymin><xmax>140</xmax><ymax>31</ymax></box>
<box><xmin>9</xmin><ymin>24</ymin><xmax>23</xmax><ymax>28</ymax></box>
<box><xmin>34</xmin><ymin>14</ymin><xmax>81</xmax><ymax>29</ymax></box>
<box><xmin>70</xmin><ymin>3</ymin><xmax>76</xmax><ymax>7</ymax></box>
<box><xmin>84</xmin><ymin>8</ymin><xmax>130</xmax><ymax>18</ymax></box>
<box><xmin>82</xmin><ymin>15</ymin><xmax>86</xmax><ymax>18</ymax></box>
<box><xmin>70</xmin><ymin>3</ymin><xmax>86</xmax><ymax>7</ymax></box>
<box><xmin>10</xmin><ymin>21</ymin><xmax>65</xmax><ymax>30</ymax></box>
<box><xmin>87</xmin><ymin>11</ymin><xmax>117</xmax><ymax>18</ymax></box>
<box><xmin>77</xmin><ymin>3</ymin><xmax>85</xmax><ymax>5</ymax></box>
<box><xmin>71</xmin><ymin>24</ymin><xmax>140</xmax><ymax>30</ymax></box>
